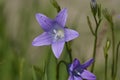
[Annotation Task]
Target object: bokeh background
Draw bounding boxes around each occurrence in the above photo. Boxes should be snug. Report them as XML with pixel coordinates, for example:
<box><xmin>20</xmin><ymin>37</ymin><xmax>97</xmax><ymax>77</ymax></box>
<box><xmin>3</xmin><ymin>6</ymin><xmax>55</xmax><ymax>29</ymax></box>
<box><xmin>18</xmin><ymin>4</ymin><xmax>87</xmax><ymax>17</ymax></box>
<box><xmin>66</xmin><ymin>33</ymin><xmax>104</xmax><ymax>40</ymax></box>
<box><xmin>0</xmin><ymin>0</ymin><xmax>120</xmax><ymax>80</ymax></box>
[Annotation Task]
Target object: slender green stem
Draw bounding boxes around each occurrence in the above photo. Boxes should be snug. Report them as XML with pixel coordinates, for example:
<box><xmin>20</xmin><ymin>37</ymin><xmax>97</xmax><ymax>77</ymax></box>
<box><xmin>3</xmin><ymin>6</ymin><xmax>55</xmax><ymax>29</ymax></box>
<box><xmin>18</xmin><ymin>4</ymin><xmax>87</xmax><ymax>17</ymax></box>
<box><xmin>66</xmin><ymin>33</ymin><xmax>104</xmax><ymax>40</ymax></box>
<box><xmin>19</xmin><ymin>58</ymin><xmax>24</xmax><ymax>80</ymax></box>
<box><xmin>65</xmin><ymin>42</ymin><xmax>72</xmax><ymax>62</ymax></box>
<box><xmin>105</xmin><ymin>54</ymin><xmax>108</xmax><ymax>80</ymax></box>
<box><xmin>114</xmin><ymin>41</ymin><xmax>120</xmax><ymax>79</ymax></box>
<box><xmin>87</xmin><ymin>16</ymin><xmax>95</xmax><ymax>36</ymax></box>
<box><xmin>47</xmin><ymin>48</ymin><xmax>57</xmax><ymax>80</ymax></box>
<box><xmin>91</xmin><ymin>15</ymin><xmax>100</xmax><ymax>72</ymax></box>
<box><xmin>56</xmin><ymin>60</ymin><xmax>68</xmax><ymax>80</ymax></box>
<box><xmin>91</xmin><ymin>35</ymin><xmax>97</xmax><ymax>72</ymax></box>
<box><xmin>56</xmin><ymin>61</ymin><xmax>60</xmax><ymax>80</ymax></box>
<box><xmin>102</xmin><ymin>8</ymin><xmax>115</xmax><ymax>80</ymax></box>
<box><xmin>94</xmin><ymin>15</ymin><xmax>98</xmax><ymax>27</ymax></box>
<box><xmin>50</xmin><ymin>0</ymin><xmax>61</xmax><ymax>12</ymax></box>
<box><xmin>32</xmin><ymin>66</ymin><xmax>37</xmax><ymax>80</ymax></box>
<box><xmin>104</xmin><ymin>39</ymin><xmax>110</xmax><ymax>80</ymax></box>
<box><xmin>111</xmin><ymin>24</ymin><xmax>115</xmax><ymax>79</ymax></box>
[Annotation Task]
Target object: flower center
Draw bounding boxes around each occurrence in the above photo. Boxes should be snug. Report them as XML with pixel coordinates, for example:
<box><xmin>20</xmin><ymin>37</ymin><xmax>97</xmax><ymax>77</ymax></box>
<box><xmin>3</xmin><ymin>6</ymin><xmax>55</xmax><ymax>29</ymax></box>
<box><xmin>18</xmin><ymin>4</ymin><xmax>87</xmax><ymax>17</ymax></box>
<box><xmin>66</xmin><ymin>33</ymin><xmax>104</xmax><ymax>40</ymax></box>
<box><xmin>53</xmin><ymin>29</ymin><xmax>64</xmax><ymax>40</ymax></box>
<box><xmin>72</xmin><ymin>67</ymin><xmax>84</xmax><ymax>77</ymax></box>
<box><xmin>49</xmin><ymin>23</ymin><xmax>65</xmax><ymax>42</ymax></box>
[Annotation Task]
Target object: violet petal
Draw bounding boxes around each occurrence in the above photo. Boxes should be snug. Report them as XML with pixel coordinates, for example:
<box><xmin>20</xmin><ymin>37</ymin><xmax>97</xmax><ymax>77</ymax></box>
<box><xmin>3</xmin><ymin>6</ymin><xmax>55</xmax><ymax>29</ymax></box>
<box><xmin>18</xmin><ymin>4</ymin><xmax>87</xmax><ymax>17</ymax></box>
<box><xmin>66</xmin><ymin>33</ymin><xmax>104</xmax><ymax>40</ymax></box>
<box><xmin>32</xmin><ymin>32</ymin><xmax>52</xmax><ymax>46</ymax></box>
<box><xmin>55</xmin><ymin>8</ymin><xmax>67</xmax><ymax>27</ymax></box>
<box><xmin>69</xmin><ymin>59</ymin><xmax>81</xmax><ymax>72</ymax></box>
<box><xmin>36</xmin><ymin>13</ymin><xmax>53</xmax><ymax>31</ymax></box>
<box><xmin>68</xmin><ymin>76</ymin><xmax>74</xmax><ymax>80</ymax></box>
<box><xmin>51</xmin><ymin>41</ymin><xmax>65</xmax><ymax>58</ymax></box>
<box><xmin>81</xmin><ymin>70</ymin><xmax>96</xmax><ymax>80</ymax></box>
<box><xmin>73</xmin><ymin>58</ymin><xmax>81</xmax><ymax>69</ymax></box>
<box><xmin>82</xmin><ymin>58</ymin><xmax>94</xmax><ymax>69</ymax></box>
<box><xmin>65</xmin><ymin>29</ymin><xmax>79</xmax><ymax>42</ymax></box>
<box><xmin>74</xmin><ymin>76</ymin><xmax>82</xmax><ymax>80</ymax></box>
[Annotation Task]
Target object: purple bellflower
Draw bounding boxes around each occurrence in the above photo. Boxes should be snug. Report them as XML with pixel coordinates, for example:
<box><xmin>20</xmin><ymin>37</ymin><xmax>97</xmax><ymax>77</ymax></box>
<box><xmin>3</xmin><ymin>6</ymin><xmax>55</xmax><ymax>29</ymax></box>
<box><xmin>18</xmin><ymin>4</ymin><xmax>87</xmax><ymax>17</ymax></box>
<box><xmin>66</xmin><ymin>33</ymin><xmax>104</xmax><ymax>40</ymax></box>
<box><xmin>68</xmin><ymin>58</ymin><xmax>96</xmax><ymax>80</ymax></box>
<box><xmin>32</xmin><ymin>8</ymin><xmax>79</xmax><ymax>58</ymax></box>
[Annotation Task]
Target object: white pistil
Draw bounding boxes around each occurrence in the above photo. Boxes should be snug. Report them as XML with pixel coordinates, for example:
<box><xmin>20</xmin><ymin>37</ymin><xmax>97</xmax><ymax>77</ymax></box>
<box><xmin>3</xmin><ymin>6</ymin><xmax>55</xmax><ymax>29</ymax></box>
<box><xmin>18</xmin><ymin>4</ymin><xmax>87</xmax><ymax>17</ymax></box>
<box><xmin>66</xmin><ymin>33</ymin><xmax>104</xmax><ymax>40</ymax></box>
<box><xmin>74</xmin><ymin>69</ymin><xmax>81</xmax><ymax>76</ymax></box>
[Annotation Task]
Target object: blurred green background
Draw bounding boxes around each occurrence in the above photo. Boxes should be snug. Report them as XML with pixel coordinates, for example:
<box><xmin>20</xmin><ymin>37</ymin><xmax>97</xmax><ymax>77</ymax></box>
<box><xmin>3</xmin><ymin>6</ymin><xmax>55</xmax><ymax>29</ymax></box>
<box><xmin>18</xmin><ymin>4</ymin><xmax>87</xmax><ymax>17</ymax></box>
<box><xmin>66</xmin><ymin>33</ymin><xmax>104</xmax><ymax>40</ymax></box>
<box><xmin>0</xmin><ymin>0</ymin><xmax>120</xmax><ymax>80</ymax></box>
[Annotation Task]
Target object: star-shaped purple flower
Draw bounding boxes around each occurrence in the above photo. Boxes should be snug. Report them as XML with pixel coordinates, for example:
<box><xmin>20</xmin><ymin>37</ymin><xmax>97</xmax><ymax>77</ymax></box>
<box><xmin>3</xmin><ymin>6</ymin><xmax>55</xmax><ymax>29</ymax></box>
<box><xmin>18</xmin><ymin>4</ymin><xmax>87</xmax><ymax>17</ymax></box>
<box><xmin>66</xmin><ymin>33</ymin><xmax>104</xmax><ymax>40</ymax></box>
<box><xmin>68</xmin><ymin>58</ymin><xmax>96</xmax><ymax>80</ymax></box>
<box><xmin>32</xmin><ymin>8</ymin><xmax>79</xmax><ymax>58</ymax></box>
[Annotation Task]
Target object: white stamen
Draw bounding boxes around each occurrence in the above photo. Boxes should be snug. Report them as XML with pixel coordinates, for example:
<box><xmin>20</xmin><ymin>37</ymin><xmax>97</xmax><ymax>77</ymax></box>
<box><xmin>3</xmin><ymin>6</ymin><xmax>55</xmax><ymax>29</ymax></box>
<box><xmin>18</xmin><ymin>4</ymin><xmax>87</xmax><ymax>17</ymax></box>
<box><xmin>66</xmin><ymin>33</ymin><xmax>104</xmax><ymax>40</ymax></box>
<box><xmin>75</xmin><ymin>69</ymin><xmax>81</xmax><ymax>76</ymax></box>
<box><xmin>54</xmin><ymin>29</ymin><xmax>64</xmax><ymax>40</ymax></box>
<box><xmin>53</xmin><ymin>29</ymin><xmax>57</xmax><ymax>34</ymax></box>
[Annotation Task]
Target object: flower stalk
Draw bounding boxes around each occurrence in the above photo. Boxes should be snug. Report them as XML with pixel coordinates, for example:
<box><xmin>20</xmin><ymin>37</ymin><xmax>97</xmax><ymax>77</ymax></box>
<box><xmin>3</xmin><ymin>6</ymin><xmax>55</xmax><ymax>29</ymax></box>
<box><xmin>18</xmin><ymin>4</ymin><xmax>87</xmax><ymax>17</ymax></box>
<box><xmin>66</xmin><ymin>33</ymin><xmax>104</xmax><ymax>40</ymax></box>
<box><xmin>114</xmin><ymin>41</ymin><xmax>120</xmax><ymax>79</ymax></box>
<box><xmin>103</xmin><ymin>40</ymin><xmax>111</xmax><ymax>80</ymax></box>
<box><xmin>111</xmin><ymin>23</ymin><xmax>115</xmax><ymax>79</ymax></box>
<box><xmin>56</xmin><ymin>60</ymin><xmax>68</xmax><ymax>80</ymax></box>
<box><xmin>49</xmin><ymin>1</ymin><xmax>79</xmax><ymax>80</ymax></box>
<box><xmin>87</xmin><ymin>0</ymin><xmax>102</xmax><ymax>72</ymax></box>
<box><xmin>65</xmin><ymin>42</ymin><xmax>72</xmax><ymax>62</ymax></box>
<box><xmin>50</xmin><ymin>0</ymin><xmax>61</xmax><ymax>12</ymax></box>
<box><xmin>68</xmin><ymin>58</ymin><xmax>96</xmax><ymax>80</ymax></box>
<box><xmin>102</xmin><ymin>9</ymin><xmax>115</xmax><ymax>79</ymax></box>
<box><xmin>19</xmin><ymin>58</ymin><xmax>24</xmax><ymax>80</ymax></box>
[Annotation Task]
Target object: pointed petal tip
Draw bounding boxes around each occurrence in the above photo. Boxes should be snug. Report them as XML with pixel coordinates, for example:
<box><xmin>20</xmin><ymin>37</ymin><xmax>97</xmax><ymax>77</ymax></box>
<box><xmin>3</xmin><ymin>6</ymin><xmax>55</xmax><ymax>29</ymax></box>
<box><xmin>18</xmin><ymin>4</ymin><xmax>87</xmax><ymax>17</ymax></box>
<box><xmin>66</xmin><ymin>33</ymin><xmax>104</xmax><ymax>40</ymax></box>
<box><xmin>32</xmin><ymin>32</ymin><xmax>52</xmax><ymax>46</ymax></box>
<box><xmin>32</xmin><ymin>39</ymin><xmax>41</xmax><ymax>46</ymax></box>
<box><xmin>81</xmin><ymin>58</ymin><xmax>94</xmax><ymax>69</ymax></box>
<box><xmin>75</xmin><ymin>31</ymin><xmax>80</xmax><ymax>37</ymax></box>
<box><xmin>62</xmin><ymin>8</ymin><xmax>67</xmax><ymax>12</ymax></box>
<box><xmin>32</xmin><ymin>40</ymin><xmax>40</xmax><ymax>46</ymax></box>
<box><xmin>35</xmin><ymin>13</ymin><xmax>39</xmax><ymax>17</ymax></box>
<box><xmin>35</xmin><ymin>13</ymin><xmax>53</xmax><ymax>31</ymax></box>
<box><xmin>51</xmin><ymin>42</ymin><xmax>65</xmax><ymax>59</ymax></box>
<box><xmin>52</xmin><ymin>47</ymin><xmax>62</xmax><ymax>59</ymax></box>
<box><xmin>68</xmin><ymin>76</ymin><xmax>74</xmax><ymax>80</ymax></box>
<box><xmin>32</xmin><ymin>38</ymin><xmax>39</xmax><ymax>46</ymax></box>
<box><xmin>73</xmin><ymin>58</ymin><xmax>79</xmax><ymax>62</ymax></box>
<box><xmin>55</xmin><ymin>54</ymin><xmax>60</xmax><ymax>59</ymax></box>
<box><xmin>32</xmin><ymin>41</ymin><xmax>36</xmax><ymax>46</ymax></box>
<box><xmin>65</xmin><ymin>29</ymin><xmax>79</xmax><ymax>42</ymax></box>
<box><xmin>35</xmin><ymin>13</ymin><xmax>42</xmax><ymax>19</ymax></box>
<box><xmin>81</xmin><ymin>70</ymin><xmax>96</xmax><ymax>80</ymax></box>
<box><xmin>52</xmin><ymin>49</ymin><xmax>61</xmax><ymax>59</ymax></box>
<box><xmin>90</xmin><ymin>58</ymin><xmax>94</xmax><ymax>62</ymax></box>
<box><xmin>55</xmin><ymin>8</ymin><xmax>68</xmax><ymax>27</ymax></box>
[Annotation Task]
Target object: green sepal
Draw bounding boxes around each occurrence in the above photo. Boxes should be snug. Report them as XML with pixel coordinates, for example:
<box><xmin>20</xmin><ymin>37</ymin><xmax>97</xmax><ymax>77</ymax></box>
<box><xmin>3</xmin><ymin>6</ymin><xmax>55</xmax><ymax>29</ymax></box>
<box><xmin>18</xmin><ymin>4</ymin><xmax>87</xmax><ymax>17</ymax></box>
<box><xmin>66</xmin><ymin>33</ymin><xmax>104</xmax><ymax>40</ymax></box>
<box><xmin>50</xmin><ymin>0</ymin><xmax>61</xmax><ymax>12</ymax></box>
<box><xmin>87</xmin><ymin>16</ymin><xmax>95</xmax><ymax>35</ymax></box>
<box><xmin>97</xmin><ymin>4</ymin><xmax>102</xmax><ymax>20</ymax></box>
<box><xmin>102</xmin><ymin>9</ymin><xmax>113</xmax><ymax>26</ymax></box>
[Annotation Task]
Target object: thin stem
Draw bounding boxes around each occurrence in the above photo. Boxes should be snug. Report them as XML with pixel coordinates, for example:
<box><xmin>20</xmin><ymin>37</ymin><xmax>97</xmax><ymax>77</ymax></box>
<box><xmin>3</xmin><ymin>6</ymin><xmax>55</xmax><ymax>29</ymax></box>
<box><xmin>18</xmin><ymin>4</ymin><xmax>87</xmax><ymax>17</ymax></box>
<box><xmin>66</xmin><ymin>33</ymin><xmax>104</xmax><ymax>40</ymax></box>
<box><xmin>91</xmin><ymin>15</ymin><xmax>100</xmax><ymax>72</ymax></box>
<box><xmin>91</xmin><ymin>35</ymin><xmax>97</xmax><ymax>72</ymax></box>
<box><xmin>56</xmin><ymin>60</ymin><xmax>68</xmax><ymax>80</ymax></box>
<box><xmin>56</xmin><ymin>61</ymin><xmax>60</xmax><ymax>80</ymax></box>
<box><xmin>105</xmin><ymin>54</ymin><xmax>108</xmax><ymax>80</ymax></box>
<box><xmin>94</xmin><ymin>15</ymin><xmax>98</xmax><ymax>27</ymax></box>
<box><xmin>87</xmin><ymin>16</ymin><xmax>95</xmax><ymax>36</ymax></box>
<box><xmin>65</xmin><ymin>42</ymin><xmax>72</xmax><ymax>62</ymax></box>
<box><xmin>111</xmin><ymin>24</ymin><xmax>115</xmax><ymax>79</ymax></box>
<box><xmin>50</xmin><ymin>0</ymin><xmax>61</xmax><ymax>12</ymax></box>
<box><xmin>47</xmin><ymin>48</ymin><xmax>57</xmax><ymax>80</ymax></box>
<box><xmin>19</xmin><ymin>58</ymin><xmax>24</xmax><ymax>80</ymax></box>
<box><xmin>114</xmin><ymin>41</ymin><xmax>120</xmax><ymax>79</ymax></box>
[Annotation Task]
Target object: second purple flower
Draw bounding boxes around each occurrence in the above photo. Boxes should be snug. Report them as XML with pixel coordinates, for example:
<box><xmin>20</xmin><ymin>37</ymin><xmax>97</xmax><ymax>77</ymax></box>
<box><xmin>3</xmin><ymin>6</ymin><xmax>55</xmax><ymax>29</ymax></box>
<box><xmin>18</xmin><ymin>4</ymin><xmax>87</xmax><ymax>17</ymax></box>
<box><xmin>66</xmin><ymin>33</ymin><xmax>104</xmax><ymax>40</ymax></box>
<box><xmin>68</xmin><ymin>58</ymin><xmax>96</xmax><ymax>80</ymax></box>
